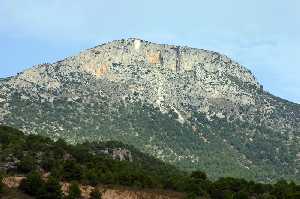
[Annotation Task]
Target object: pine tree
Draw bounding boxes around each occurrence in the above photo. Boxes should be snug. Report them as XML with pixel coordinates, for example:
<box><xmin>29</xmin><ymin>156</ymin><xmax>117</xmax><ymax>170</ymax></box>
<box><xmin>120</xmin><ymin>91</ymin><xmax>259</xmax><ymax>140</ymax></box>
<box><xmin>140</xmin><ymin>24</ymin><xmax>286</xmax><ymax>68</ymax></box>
<box><xmin>19</xmin><ymin>172</ymin><xmax>44</xmax><ymax>196</ymax></box>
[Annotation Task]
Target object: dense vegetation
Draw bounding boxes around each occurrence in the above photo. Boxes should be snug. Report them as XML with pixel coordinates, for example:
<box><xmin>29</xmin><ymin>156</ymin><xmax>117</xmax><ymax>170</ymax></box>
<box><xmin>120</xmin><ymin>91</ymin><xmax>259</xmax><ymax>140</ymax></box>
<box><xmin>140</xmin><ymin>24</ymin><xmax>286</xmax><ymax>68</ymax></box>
<box><xmin>0</xmin><ymin>173</ymin><xmax>3</xmax><ymax>193</ymax></box>
<box><xmin>0</xmin><ymin>126</ymin><xmax>300</xmax><ymax>199</ymax></box>
<box><xmin>5</xmin><ymin>91</ymin><xmax>299</xmax><ymax>182</ymax></box>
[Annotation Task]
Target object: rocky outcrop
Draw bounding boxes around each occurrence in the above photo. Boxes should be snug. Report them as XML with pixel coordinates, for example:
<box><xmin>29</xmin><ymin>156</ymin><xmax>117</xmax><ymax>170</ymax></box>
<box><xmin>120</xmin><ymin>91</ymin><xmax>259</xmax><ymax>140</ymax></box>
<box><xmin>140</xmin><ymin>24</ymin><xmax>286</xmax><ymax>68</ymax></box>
<box><xmin>0</xmin><ymin>154</ymin><xmax>19</xmax><ymax>172</ymax></box>
<box><xmin>94</xmin><ymin>147</ymin><xmax>133</xmax><ymax>162</ymax></box>
<box><xmin>112</xmin><ymin>148</ymin><xmax>133</xmax><ymax>162</ymax></box>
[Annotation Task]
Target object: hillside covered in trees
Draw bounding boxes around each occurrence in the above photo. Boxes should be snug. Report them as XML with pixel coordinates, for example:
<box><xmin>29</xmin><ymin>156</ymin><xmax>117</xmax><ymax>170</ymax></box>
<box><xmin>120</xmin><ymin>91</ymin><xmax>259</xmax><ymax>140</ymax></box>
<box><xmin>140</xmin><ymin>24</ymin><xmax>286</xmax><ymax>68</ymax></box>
<box><xmin>0</xmin><ymin>126</ymin><xmax>300</xmax><ymax>199</ymax></box>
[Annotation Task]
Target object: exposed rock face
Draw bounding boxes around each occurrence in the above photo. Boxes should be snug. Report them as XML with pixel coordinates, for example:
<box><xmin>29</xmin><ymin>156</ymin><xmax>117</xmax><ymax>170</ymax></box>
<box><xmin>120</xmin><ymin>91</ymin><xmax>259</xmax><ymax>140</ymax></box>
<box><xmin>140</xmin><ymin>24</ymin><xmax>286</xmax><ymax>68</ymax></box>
<box><xmin>94</xmin><ymin>147</ymin><xmax>133</xmax><ymax>162</ymax></box>
<box><xmin>2</xmin><ymin>176</ymin><xmax>25</xmax><ymax>188</ymax></box>
<box><xmin>112</xmin><ymin>148</ymin><xmax>133</xmax><ymax>162</ymax></box>
<box><xmin>0</xmin><ymin>38</ymin><xmax>299</xmax><ymax>182</ymax></box>
<box><xmin>0</xmin><ymin>154</ymin><xmax>19</xmax><ymax>172</ymax></box>
<box><xmin>67</xmin><ymin>38</ymin><xmax>260</xmax><ymax>110</ymax></box>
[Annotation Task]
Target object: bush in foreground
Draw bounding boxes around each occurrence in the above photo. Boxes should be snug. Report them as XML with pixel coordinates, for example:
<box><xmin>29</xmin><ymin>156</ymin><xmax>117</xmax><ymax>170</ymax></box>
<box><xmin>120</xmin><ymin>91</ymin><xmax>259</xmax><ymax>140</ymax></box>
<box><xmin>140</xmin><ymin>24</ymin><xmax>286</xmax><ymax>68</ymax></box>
<box><xmin>89</xmin><ymin>188</ymin><xmax>102</xmax><ymax>199</ymax></box>
<box><xmin>67</xmin><ymin>181</ymin><xmax>81</xmax><ymax>199</ymax></box>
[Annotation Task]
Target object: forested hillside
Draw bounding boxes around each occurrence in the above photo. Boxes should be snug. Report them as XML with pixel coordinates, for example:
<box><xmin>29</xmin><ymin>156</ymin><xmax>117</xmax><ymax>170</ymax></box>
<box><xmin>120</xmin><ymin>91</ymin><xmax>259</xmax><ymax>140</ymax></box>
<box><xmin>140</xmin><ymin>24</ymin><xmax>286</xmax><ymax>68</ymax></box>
<box><xmin>0</xmin><ymin>126</ymin><xmax>299</xmax><ymax>199</ymax></box>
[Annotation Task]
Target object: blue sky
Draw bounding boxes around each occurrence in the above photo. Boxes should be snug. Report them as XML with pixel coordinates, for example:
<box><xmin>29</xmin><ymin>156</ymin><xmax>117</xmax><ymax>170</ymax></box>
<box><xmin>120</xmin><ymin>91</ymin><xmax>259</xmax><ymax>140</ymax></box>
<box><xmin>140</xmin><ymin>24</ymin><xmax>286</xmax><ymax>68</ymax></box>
<box><xmin>0</xmin><ymin>0</ymin><xmax>299</xmax><ymax>103</ymax></box>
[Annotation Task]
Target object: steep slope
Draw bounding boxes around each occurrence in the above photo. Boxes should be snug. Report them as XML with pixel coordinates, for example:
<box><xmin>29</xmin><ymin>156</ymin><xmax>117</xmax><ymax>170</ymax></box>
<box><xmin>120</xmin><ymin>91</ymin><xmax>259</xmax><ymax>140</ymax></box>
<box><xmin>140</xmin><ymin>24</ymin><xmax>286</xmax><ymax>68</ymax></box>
<box><xmin>0</xmin><ymin>38</ymin><xmax>299</xmax><ymax>182</ymax></box>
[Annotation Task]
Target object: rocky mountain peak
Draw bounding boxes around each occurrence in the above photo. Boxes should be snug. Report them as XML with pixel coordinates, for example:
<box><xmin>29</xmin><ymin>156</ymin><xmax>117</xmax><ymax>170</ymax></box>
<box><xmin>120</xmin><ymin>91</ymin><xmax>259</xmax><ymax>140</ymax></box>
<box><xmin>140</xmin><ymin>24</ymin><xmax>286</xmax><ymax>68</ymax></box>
<box><xmin>73</xmin><ymin>38</ymin><xmax>259</xmax><ymax>86</ymax></box>
<box><xmin>10</xmin><ymin>38</ymin><xmax>260</xmax><ymax>90</ymax></box>
<box><xmin>1</xmin><ymin>39</ymin><xmax>269</xmax><ymax>124</ymax></box>
<box><xmin>5</xmin><ymin>39</ymin><xmax>263</xmax><ymax>111</ymax></box>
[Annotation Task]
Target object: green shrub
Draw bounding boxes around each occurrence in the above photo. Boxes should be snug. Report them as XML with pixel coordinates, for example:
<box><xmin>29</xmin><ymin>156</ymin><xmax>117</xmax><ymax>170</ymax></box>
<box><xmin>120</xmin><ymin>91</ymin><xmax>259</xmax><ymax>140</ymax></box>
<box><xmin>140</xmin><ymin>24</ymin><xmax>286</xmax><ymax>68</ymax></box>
<box><xmin>89</xmin><ymin>188</ymin><xmax>102</xmax><ymax>199</ymax></box>
<box><xmin>67</xmin><ymin>181</ymin><xmax>81</xmax><ymax>199</ymax></box>
<box><xmin>40</xmin><ymin>176</ymin><xmax>63</xmax><ymax>199</ymax></box>
<box><xmin>19</xmin><ymin>172</ymin><xmax>44</xmax><ymax>196</ymax></box>
<box><xmin>190</xmin><ymin>171</ymin><xmax>207</xmax><ymax>181</ymax></box>
<box><xmin>17</xmin><ymin>155</ymin><xmax>37</xmax><ymax>173</ymax></box>
<box><xmin>62</xmin><ymin>160</ymin><xmax>82</xmax><ymax>181</ymax></box>
<box><xmin>233</xmin><ymin>191</ymin><xmax>249</xmax><ymax>199</ymax></box>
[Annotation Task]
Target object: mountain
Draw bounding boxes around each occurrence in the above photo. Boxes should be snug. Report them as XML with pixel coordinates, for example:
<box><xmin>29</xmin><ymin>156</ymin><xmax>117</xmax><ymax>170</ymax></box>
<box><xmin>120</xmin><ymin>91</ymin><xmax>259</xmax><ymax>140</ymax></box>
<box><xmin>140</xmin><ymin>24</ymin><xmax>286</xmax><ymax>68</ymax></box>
<box><xmin>0</xmin><ymin>38</ymin><xmax>299</xmax><ymax>182</ymax></box>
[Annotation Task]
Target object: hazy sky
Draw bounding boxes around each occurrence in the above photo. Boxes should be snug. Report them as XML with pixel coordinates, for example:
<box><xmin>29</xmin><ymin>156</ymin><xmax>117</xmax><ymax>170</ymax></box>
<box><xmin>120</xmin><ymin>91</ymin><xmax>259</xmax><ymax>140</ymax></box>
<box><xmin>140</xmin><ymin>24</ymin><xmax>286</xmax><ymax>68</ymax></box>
<box><xmin>0</xmin><ymin>0</ymin><xmax>299</xmax><ymax>103</ymax></box>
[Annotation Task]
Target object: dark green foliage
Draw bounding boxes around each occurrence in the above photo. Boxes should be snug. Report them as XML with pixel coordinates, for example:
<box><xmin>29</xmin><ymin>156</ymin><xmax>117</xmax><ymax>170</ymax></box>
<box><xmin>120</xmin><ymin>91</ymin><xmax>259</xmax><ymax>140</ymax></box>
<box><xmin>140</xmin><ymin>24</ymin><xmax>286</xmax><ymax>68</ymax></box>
<box><xmin>0</xmin><ymin>173</ymin><xmax>3</xmax><ymax>194</ymax></box>
<box><xmin>17</xmin><ymin>155</ymin><xmax>37</xmax><ymax>173</ymax></box>
<box><xmin>62</xmin><ymin>160</ymin><xmax>82</xmax><ymax>181</ymax></box>
<box><xmin>1</xmin><ymin>125</ymin><xmax>185</xmax><ymax>191</ymax></box>
<box><xmin>89</xmin><ymin>188</ymin><xmax>102</xmax><ymax>199</ymax></box>
<box><xmin>67</xmin><ymin>181</ymin><xmax>81</xmax><ymax>199</ymax></box>
<box><xmin>190</xmin><ymin>171</ymin><xmax>207</xmax><ymax>181</ymax></box>
<box><xmin>208</xmin><ymin>177</ymin><xmax>300</xmax><ymax>199</ymax></box>
<box><xmin>269</xmin><ymin>179</ymin><xmax>300</xmax><ymax>199</ymax></box>
<box><xmin>1</xmin><ymin>125</ymin><xmax>300</xmax><ymax>199</ymax></box>
<box><xmin>19</xmin><ymin>172</ymin><xmax>44</xmax><ymax>196</ymax></box>
<box><xmin>185</xmin><ymin>192</ymin><xmax>198</xmax><ymax>199</ymax></box>
<box><xmin>19</xmin><ymin>172</ymin><xmax>63</xmax><ymax>199</ymax></box>
<box><xmin>233</xmin><ymin>191</ymin><xmax>248</xmax><ymax>199</ymax></box>
<box><xmin>40</xmin><ymin>176</ymin><xmax>63</xmax><ymax>199</ymax></box>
